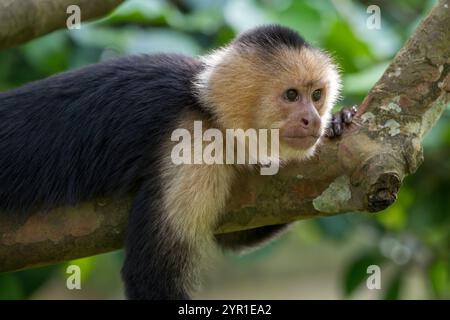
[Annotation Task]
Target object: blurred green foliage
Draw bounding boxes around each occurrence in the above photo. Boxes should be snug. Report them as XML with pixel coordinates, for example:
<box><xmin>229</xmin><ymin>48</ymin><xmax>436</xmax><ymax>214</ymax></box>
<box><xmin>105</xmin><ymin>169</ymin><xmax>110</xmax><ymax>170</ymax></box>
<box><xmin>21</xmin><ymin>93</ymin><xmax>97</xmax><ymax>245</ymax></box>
<box><xmin>0</xmin><ymin>0</ymin><xmax>448</xmax><ymax>299</ymax></box>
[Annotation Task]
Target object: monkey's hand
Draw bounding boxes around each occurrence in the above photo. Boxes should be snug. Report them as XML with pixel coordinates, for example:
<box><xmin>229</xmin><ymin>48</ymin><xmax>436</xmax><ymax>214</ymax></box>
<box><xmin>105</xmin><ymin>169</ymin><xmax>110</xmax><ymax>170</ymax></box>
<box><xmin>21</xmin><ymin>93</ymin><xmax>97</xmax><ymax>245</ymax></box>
<box><xmin>325</xmin><ymin>106</ymin><xmax>357</xmax><ymax>138</ymax></box>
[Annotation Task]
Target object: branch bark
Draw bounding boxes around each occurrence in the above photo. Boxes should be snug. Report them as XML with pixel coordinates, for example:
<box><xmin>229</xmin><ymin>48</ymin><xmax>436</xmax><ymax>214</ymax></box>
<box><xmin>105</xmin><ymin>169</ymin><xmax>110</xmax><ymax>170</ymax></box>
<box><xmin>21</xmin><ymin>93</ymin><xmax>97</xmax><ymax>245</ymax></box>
<box><xmin>0</xmin><ymin>0</ymin><xmax>123</xmax><ymax>50</ymax></box>
<box><xmin>0</xmin><ymin>0</ymin><xmax>449</xmax><ymax>273</ymax></box>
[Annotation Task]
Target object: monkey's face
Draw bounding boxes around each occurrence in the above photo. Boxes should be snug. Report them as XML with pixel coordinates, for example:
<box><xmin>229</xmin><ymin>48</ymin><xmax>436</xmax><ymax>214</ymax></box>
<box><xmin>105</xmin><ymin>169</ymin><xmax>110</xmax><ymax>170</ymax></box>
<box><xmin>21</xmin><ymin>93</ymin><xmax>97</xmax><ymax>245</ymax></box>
<box><xmin>265</xmin><ymin>79</ymin><xmax>328</xmax><ymax>151</ymax></box>
<box><xmin>254</xmin><ymin>47</ymin><xmax>341</xmax><ymax>160</ymax></box>
<box><xmin>197</xmin><ymin>43</ymin><xmax>341</xmax><ymax>161</ymax></box>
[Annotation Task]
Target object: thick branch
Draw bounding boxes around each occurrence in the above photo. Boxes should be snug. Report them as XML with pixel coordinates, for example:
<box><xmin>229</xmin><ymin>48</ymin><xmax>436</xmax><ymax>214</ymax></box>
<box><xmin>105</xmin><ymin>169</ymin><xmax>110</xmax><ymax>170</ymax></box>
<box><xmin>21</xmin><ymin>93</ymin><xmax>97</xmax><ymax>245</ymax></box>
<box><xmin>0</xmin><ymin>0</ymin><xmax>449</xmax><ymax>272</ymax></box>
<box><xmin>0</xmin><ymin>0</ymin><xmax>123</xmax><ymax>50</ymax></box>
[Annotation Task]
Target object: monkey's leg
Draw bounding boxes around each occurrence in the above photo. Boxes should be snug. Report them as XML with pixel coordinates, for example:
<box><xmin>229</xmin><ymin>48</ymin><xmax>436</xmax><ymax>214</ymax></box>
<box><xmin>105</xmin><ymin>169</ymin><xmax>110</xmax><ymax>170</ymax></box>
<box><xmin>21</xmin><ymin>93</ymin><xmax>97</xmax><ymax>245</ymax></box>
<box><xmin>122</xmin><ymin>164</ymin><xmax>234</xmax><ymax>300</ymax></box>
<box><xmin>215</xmin><ymin>224</ymin><xmax>291</xmax><ymax>252</ymax></box>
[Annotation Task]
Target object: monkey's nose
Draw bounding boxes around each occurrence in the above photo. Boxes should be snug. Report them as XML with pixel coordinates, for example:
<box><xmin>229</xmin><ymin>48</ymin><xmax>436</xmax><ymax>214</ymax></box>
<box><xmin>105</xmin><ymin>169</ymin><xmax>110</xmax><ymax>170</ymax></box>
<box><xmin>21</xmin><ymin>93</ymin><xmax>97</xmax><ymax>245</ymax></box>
<box><xmin>299</xmin><ymin>115</ymin><xmax>320</xmax><ymax>133</ymax></box>
<box><xmin>301</xmin><ymin>118</ymin><xmax>309</xmax><ymax>127</ymax></box>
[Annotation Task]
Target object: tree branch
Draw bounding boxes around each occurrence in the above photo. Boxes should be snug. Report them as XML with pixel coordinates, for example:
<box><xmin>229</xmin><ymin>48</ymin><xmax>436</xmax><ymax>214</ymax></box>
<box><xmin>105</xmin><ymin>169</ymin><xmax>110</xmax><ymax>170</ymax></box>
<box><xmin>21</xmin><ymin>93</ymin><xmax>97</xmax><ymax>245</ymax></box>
<box><xmin>0</xmin><ymin>0</ymin><xmax>123</xmax><ymax>50</ymax></box>
<box><xmin>0</xmin><ymin>0</ymin><xmax>449</xmax><ymax>273</ymax></box>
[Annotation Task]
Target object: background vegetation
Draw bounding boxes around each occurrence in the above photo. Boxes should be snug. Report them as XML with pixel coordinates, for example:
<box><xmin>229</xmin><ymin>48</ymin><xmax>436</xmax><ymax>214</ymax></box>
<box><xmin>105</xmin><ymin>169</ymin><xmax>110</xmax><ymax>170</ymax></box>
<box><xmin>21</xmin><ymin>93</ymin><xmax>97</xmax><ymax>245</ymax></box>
<box><xmin>0</xmin><ymin>0</ymin><xmax>448</xmax><ymax>299</ymax></box>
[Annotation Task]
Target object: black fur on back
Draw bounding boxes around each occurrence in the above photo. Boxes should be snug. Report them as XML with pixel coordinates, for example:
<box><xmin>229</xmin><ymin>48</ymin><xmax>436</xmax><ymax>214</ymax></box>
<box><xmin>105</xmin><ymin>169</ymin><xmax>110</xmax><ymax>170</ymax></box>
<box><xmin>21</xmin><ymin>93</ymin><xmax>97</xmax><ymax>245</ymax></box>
<box><xmin>0</xmin><ymin>53</ymin><xmax>203</xmax><ymax>214</ymax></box>
<box><xmin>233</xmin><ymin>24</ymin><xmax>308</xmax><ymax>52</ymax></box>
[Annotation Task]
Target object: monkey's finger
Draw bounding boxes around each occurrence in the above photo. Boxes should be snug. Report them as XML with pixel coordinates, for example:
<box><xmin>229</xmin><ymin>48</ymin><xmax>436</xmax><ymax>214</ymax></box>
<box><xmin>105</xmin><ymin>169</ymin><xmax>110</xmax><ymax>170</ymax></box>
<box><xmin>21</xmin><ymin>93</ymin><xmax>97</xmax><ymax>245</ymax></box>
<box><xmin>332</xmin><ymin>115</ymin><xmax>343</xmax><ymax>136</ymax></box>
<box><xmin>325</xmin><ymin>113</ymin><xmax>337</xmax><ymax>138</ymax></box>
<box><xmin>342</xmin><ymin>108</ymin><xmax>353</xmax><ymax>124</ymax></box>
<box><xmin>325</xmin><ymin>126</ymin><xmax>335</xmax><ymax>138</ymax></box>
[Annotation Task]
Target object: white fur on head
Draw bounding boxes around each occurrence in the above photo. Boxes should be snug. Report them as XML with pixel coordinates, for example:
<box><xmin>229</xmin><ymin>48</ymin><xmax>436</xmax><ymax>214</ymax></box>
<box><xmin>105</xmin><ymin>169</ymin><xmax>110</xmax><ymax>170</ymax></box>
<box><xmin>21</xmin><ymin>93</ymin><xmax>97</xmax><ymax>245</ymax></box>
<box><xmin>320</xmin><ymin>52</ymin><xmax>342</xmax><ymax>136</ymax></box>
<box><xmin>194</xmin><ymin>47</ymin><xmax>231</xmax><ymax>104</ymax></box>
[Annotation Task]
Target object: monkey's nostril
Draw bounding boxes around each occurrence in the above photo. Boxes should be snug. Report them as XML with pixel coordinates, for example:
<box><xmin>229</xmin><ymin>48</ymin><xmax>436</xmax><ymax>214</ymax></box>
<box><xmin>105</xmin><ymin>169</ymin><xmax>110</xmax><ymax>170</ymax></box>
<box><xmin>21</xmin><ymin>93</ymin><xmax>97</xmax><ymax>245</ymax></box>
<box><xmin>301</xmin><ymin>118</ymin><xmax>309</xmax><ymax>126</ymax></box>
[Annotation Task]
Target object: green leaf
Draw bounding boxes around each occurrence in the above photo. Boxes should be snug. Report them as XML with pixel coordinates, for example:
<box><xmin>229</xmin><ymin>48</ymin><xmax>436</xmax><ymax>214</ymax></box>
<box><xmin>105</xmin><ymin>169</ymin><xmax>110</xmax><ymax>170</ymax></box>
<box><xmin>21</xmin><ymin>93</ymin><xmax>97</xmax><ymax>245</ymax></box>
<box><xmin>14</xmin><ymin>265</ymin><xmax>58</xmax><ymax>298</ymax></box>
<box><xmin>21</xmin><ymin>31</ymin><xmax>70</xmax><ymax>75</ymax></box>
<box><xmin>429</xmin><ymin>259</ymin><xmax>450</xmax><ymax>298</ymax></box>
<box><xmin>323</xmin><ymin>20</ymin><xmax>376</xmax><ymax>73</ymax></box>
<box><xmin>69</xmin><ymin>26</ymin><xmax>129</xmax><ymax>53</ymax></box>
<box><xmin>224</xmin><ymin>0</ymin><xmax>273</xmax><ymax>33</ymax></box>
<box><xmin>315</xmin><ymin>215</ymin><xmax>353</xmax><ymax>241</ymax></box>
<box><xmin>384</xmin><ymin>270</ymin><xmax>403</xmax><ymax>300</ymax></box>
<box><xmin>270</xmin><ymin>1</ymin><xmax>324</xmax><ymax>43</ymax></box>
<box><xmin>376</xmin><ymin>187</ymin><xmax>413</xmax><ymax>231</ymax></box>
<box><xmin>0</xmin><ymin>274</ymin><xmax>24</xmax><ymax>300</ymax></box>
<box><xmin>125</xmin><ymin>29</ymin><xmax>201</xmax><ymax>55</ymax></box>
<box><xmin>70</xmin><ymin>26</ymin><xmax>201</xmax><ymax>56</ymax></box>
<box><xmin>343</xmin><ymin>62</ymin><xmax>389</xmax><ymax>95</ymax></box>
<box><xmin>104</xmin><ymin>0</ymin><xmax>167</xmax><ymax>25</ymax></box>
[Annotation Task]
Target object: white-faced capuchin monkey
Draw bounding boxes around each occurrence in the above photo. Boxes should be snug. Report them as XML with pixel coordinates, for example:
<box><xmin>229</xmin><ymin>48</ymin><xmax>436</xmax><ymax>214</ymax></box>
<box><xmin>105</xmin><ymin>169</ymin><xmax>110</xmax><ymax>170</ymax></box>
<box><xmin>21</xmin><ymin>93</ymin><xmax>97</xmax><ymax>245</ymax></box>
<box><xmin>0</xmin><ymin>25</ymin><xmax>356</xmax><ymax>299</ymax></box>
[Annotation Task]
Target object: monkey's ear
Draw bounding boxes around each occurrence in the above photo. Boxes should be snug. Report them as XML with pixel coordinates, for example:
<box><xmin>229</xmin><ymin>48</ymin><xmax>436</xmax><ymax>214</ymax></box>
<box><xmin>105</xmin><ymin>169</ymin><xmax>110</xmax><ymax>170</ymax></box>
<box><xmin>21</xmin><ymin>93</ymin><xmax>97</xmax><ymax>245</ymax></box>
<box><xmin>325</xmin><ymin>106</ymin><xmax>357</xmax><ymax>138</ymax></box>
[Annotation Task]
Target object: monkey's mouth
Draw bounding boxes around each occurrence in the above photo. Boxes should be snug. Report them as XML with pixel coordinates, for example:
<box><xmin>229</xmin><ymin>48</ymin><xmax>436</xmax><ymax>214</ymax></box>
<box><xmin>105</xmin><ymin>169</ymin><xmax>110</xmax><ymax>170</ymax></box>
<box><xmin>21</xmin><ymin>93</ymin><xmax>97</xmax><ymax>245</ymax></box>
<box><xmin>281</xmin><ymin>135</ymin><xmax>320</xmax><ymax>149</ymax></box>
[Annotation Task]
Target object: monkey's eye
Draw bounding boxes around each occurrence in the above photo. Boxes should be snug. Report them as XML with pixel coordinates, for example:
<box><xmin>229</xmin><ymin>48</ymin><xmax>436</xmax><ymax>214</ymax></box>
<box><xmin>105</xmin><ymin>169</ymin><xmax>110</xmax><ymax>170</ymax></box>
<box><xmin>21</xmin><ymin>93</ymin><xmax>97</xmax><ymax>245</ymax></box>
<box><xmin>312</xmin><ymin>89</ymin><xmax>322</xmax><ymax>102</ymax></box>
<box><xmin>284</xmin><ymin>89</ymin><xmax>299</xmax><ymax>102</ymax></box>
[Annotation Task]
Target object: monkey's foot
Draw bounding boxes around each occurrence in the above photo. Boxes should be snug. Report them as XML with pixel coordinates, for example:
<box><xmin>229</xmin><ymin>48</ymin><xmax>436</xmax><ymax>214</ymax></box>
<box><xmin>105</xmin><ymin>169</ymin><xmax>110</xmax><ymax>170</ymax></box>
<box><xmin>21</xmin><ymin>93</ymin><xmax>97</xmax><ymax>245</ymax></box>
<box><xmin>325</xmin><ymin>105</ymin><xmax>357</xmax><ymax>138</ymax></box>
